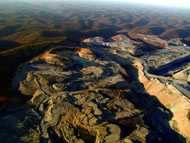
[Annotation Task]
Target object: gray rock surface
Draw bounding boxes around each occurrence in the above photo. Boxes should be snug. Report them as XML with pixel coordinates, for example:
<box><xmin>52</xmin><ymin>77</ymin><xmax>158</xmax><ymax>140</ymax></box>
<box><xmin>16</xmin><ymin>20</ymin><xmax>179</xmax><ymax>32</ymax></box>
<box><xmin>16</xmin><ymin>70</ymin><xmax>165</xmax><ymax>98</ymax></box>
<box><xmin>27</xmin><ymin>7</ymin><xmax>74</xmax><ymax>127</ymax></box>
<box><xmin>0</xmin><ymin>36</ymin><xmax>187</xmax><ymax>143</ymax></box>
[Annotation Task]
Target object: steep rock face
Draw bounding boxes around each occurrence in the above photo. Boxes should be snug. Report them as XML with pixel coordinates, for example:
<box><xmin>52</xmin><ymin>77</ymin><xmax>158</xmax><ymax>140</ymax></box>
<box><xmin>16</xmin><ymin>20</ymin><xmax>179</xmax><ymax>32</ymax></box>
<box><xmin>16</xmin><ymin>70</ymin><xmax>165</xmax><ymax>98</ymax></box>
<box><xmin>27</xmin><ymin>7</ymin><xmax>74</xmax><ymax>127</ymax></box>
<box><xmin>134</xmin><ymin>60</ymin><xmax>190</xmax><ymax>141</ymax></box>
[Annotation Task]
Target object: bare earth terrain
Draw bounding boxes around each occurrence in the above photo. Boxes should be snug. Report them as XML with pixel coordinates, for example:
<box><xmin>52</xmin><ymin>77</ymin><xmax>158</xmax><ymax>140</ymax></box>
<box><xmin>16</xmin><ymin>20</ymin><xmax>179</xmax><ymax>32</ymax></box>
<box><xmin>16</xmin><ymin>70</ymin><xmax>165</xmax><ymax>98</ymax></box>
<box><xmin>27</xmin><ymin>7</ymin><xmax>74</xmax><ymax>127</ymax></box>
<box><xmin>0</xmin><ymin>1</ymin><xmax>190</xmax><ymax>143</ymax></box>
<box><xmin>0</xmin><ymin>34</ymin><xmax>189</xmax><ymax>143</ymax></box>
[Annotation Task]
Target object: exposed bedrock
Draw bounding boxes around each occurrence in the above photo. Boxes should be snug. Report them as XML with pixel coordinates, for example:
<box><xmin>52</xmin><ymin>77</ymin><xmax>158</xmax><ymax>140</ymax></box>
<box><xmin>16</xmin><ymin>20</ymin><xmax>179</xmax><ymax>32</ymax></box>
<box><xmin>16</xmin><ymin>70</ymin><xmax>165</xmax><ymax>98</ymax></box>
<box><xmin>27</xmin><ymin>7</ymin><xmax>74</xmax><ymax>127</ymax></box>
<box><xmin>0</xmin><ymin>43</ymin><xmax>189</xmax><ymax>143</ymax></box>
<box><xmin>134</xmin><ymin>60</ymin><xmax>190</xmax><ymax>142</ymax></box>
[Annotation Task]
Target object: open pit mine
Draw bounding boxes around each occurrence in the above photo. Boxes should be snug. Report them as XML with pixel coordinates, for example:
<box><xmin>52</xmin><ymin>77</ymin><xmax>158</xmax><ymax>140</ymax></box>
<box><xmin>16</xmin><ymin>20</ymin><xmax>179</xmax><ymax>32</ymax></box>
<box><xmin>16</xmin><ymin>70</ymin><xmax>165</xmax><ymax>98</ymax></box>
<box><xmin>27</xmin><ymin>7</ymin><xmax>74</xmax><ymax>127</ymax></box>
<box><xmin>0</xmin><ymin>34</ymin><xmax>190</xmax><ymax>143</ymax></box>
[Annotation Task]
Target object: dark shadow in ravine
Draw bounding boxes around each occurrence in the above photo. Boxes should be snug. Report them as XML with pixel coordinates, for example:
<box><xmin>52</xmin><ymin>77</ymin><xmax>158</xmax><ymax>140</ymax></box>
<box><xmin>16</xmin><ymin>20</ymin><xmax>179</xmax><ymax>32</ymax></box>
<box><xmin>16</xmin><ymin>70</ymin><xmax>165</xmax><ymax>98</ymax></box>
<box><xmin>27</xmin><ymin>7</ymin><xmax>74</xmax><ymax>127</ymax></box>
<box><xmin>94</xmin><ymin>47</ymin><xmax>186</xmax><ymax>143</ymax></box>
